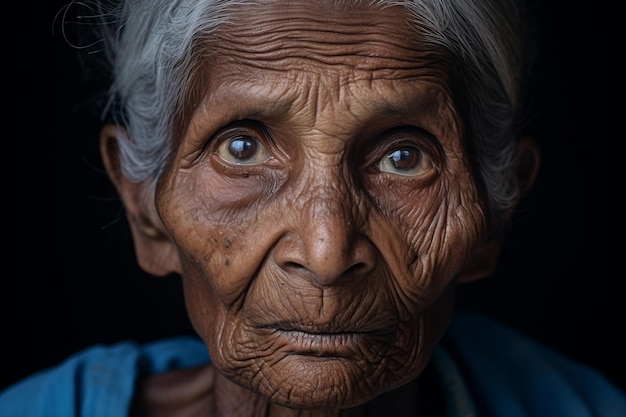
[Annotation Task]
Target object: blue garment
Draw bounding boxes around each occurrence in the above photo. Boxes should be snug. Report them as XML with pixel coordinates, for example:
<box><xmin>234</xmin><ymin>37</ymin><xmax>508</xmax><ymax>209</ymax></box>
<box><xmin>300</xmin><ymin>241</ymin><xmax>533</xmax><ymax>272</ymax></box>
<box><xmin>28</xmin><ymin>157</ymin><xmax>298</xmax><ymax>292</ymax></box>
<box><xmin>1</xmin><ymin>311</ymin><xmax>624</xmax><ymax>417</ymax></box>
<box><xmin>440</xmin><ymin>312</ymin><xmax>626</xmax><ymax>417</ymax></box>
<box><xmin>0</xmin><ymin>337</ymin><xmax>209</xmax><ymax>417</ymax></box>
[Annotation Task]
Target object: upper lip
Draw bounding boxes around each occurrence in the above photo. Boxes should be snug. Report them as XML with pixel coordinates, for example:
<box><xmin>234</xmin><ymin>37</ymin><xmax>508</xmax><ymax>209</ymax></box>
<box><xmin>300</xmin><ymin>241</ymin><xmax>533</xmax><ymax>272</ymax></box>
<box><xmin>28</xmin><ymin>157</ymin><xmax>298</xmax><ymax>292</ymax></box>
<box><xmin>263</xmin><ymin>320</ymin><xmax>396</xmax><ymax>337</ymax></box>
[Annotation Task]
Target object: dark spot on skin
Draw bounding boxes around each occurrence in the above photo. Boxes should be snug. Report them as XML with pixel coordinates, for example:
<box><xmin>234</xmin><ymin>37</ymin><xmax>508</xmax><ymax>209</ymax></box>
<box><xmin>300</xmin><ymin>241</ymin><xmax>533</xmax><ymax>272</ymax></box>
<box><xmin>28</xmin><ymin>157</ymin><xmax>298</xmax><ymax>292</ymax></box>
<box><xmin>224</xmin><ymin>238</ymin><xmax>232</xmax><ymax>248</ymax></box>
<box><xmin>243</xmin><ymin>172</ymin><xmax>250</xmax><ymax>178</ymax></box>
<box><xmin>225</xmin><ymin>256</ymin><xmax>231</xmax><ymax>266</ymax></box>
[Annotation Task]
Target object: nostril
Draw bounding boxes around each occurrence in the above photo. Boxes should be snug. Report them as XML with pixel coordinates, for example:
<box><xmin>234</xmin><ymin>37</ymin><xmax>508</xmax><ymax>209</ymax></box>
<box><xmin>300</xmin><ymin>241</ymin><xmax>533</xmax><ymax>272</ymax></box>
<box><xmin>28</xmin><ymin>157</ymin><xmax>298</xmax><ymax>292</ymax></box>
<box><xmin>343</xmin><ymin>262</ymin><xmax>369</xmax><ymax>278</ymax></box>
<box><xmin>281</xmin><ymin>260</ymin><xmax>371</xmax><ymax>285</ymax></box>
<box><xmin>283</xmin><ymin>261</ymin><xmax>308</xmax><ymax>273</ymax></box>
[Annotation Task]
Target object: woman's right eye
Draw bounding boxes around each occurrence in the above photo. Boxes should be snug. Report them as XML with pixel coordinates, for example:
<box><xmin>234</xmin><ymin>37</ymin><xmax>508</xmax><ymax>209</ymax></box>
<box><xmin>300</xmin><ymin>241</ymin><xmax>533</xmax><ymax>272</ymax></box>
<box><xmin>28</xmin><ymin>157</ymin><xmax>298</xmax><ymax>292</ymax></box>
<box><xmin>210</xmin><ymin>121</ymin><xmax>274</xmax><ymax>166</ymax></box>
<box><xmin>216</xmin><ymin>134</ymin><xmax>271</xmax><ymax>165</ymax></box>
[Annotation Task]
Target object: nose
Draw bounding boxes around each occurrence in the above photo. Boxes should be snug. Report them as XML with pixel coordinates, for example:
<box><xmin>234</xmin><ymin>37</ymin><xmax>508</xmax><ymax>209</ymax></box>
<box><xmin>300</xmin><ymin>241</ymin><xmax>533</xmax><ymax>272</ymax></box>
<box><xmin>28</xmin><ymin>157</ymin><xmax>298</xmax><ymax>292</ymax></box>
<box><xmin>274</xmin><ymin>186</ymin><xmax>378</xmax><ymax>286</ymax></box>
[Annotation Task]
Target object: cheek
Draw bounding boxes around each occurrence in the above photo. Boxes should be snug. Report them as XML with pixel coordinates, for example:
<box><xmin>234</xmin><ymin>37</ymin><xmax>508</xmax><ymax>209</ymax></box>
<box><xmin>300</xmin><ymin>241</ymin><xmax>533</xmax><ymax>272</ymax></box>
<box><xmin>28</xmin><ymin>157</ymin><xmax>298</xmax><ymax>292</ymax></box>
<box><xmin>156</xmin><ymin>164</ymin><xmax>282</xmax><ymax>305</ymax></box>
<box><xmin>369</xmin><ymin>175</ymin><xmax>486</xmax><ymax>303</ymax></box>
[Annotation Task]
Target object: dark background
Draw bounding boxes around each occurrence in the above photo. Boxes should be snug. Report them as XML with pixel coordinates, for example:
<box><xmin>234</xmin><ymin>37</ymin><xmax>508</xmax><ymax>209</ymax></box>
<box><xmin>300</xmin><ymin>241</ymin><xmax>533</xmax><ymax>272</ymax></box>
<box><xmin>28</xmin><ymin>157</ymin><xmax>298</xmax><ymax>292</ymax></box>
<box><xmin>10</xmin><ymin>0</ymin><xmax>623</xmax><ymax>393</ymax></box>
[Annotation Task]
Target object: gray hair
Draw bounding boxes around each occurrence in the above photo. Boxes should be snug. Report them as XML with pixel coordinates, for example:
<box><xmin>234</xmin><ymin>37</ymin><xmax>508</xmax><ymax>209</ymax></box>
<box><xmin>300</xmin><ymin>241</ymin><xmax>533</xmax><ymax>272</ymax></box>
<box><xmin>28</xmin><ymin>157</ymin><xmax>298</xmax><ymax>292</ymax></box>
<box><xmin>72</xmin><ymin>0</ymin><xmax>533</xmax><ymax>233</ymax></box>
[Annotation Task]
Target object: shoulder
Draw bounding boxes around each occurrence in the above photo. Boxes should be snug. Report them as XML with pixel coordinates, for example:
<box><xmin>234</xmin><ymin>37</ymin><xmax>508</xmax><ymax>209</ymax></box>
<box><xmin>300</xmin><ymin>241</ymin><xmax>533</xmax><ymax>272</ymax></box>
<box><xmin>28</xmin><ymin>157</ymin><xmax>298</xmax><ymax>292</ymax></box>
<box><xmin>443</xmin><ymin>309</ymin><xmax>626</xmax><ymax>417</ymax></box>
<box><xmin>0</xmin><ymin>336</ymin><xmax>209</xmax><ymax>417</ymax></box>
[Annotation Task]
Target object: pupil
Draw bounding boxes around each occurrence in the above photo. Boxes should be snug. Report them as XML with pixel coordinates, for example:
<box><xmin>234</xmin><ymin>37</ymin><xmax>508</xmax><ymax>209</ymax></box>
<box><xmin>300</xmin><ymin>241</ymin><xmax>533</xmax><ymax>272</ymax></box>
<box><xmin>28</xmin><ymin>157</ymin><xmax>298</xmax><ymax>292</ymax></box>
<box><xmin>229</xmin><ymin>138</ymin><xmax>256</xmax><ymax>159</ymax></box>
<box><xmin>390</xmin><ymin>149</ymin><xmax>416</xmax><ymax>169</ymax></box>
<box><xmin>391</xmin><ymin>150</ymin><xmax>410</xmax><ymax>162</ymax></box>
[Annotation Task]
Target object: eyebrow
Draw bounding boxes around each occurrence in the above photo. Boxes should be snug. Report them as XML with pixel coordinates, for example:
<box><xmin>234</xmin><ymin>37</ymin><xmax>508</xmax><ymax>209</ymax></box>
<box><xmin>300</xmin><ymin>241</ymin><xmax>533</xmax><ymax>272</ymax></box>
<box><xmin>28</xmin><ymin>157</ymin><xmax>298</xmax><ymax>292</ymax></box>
<box><xmin>227</xmin><ymin>91</ymin><xmax>447</xmax><ymax>122</ymax></box>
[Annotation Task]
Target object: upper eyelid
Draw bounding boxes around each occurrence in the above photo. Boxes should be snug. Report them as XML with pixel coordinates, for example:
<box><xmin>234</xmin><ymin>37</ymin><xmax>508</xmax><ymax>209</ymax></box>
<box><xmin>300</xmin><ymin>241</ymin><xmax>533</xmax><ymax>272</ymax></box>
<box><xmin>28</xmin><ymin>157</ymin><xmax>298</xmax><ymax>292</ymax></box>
<box><xmin>386</xmin><ymin>126</ymin><xmax>438</xmax><ymax>146</ymax></box>
<box><xmin>205</xmin><ymin>120</ymin><xmax>271</xmax><ymax>153</ymax></box>
<box><xmin>360</xmin><ymin>127</ymin><xmax>442</xmax><ymax>165</ymax></box>
<box><xmin>214</xmin><ymin>120</ymin><xmax>268</xmax><ymax>141</ymax></box>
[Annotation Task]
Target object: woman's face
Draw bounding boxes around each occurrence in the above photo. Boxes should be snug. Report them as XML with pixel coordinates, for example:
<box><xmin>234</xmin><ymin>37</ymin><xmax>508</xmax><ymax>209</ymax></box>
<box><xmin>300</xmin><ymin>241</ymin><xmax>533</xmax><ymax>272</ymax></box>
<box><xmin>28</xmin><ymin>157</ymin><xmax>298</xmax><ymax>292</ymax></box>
<box><xmin>155</xmin><ymin>1</ymin><xmax>487</xmax><ymax>409</ymax></box>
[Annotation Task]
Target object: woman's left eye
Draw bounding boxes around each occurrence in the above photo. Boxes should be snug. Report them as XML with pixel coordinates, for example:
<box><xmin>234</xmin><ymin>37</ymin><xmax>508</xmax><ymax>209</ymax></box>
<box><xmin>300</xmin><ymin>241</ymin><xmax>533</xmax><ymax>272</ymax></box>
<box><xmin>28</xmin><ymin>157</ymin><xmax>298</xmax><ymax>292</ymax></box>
<box><xmin>216</xmin><ymin>135</ymin><xmax>271</xmax><ymax>165</ymax></box>
<box><xmin>378</xmin><ymin>145</ymin><xmax>433</xmax><ymax>176</ymax></box>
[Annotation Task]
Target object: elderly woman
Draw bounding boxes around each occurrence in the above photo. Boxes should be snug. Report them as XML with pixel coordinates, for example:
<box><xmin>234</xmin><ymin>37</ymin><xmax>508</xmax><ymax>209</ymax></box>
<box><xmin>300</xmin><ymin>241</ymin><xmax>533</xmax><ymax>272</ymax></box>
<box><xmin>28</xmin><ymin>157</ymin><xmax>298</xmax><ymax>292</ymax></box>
<box><xmin>3</xmin><ymin>0</ymin><xmax>625</xmax><ymax>416</ymax></box>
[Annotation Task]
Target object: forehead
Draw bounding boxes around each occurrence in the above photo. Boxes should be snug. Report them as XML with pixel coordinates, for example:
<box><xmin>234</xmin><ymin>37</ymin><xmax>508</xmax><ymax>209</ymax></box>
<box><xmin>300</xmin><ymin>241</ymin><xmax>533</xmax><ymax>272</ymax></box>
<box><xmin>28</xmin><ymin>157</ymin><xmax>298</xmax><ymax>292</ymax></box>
<box><xmin>180</xmin><ymin>0</ymin><xmax>458</xmax><ymax>142</ymax></box>
<box><xmin>210</xmin><ymin>1</ymin><xmax>447</xmax><ymax>76</ymax></box>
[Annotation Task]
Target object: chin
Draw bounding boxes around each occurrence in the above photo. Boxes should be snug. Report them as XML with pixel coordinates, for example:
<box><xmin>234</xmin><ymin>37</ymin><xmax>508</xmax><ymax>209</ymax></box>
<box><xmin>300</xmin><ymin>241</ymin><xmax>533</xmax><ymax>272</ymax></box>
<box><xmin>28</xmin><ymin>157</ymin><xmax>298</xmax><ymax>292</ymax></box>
<box><xmin>235</xmin><ymin>352</ymin><xmax>424</xmax><ymax>410</ymax></box>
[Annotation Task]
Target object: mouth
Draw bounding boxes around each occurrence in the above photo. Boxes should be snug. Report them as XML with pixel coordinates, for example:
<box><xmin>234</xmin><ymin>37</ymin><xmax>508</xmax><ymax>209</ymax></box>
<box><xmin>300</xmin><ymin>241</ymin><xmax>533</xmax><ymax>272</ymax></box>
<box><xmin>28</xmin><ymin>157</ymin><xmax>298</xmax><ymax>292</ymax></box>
<box><xmin>265</xmin><ymin>322</ymin><xmax>395</xmax><ymax>357</ymax></box>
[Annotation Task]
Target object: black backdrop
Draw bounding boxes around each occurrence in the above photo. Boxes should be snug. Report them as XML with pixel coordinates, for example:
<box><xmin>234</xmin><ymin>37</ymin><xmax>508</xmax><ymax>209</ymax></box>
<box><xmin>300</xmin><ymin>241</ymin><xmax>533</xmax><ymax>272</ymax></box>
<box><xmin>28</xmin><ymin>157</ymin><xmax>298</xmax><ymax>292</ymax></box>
<box><xmin>10</xmin><ymin>0</ymin><xmax>623</xmax><ymax>393</ymax></box>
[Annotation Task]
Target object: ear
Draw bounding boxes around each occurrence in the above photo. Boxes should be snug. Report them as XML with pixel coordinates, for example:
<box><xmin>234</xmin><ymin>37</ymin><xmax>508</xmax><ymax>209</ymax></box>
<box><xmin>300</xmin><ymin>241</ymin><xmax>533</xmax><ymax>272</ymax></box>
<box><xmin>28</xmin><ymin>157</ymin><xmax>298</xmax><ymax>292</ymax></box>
<box><xmin>456</xmin><ymin>237</ymin><xmax>502</xmax><ymax>283</ymax></box>
<box><xmin>512</xmin><ymin>136</ymin><xmax>541</xmax><ymax>196</ymax></box>
<box><xmin>100</xmin><ymin>124</ymin><xmax>182</xmax><ymax>276</ymax></box>
<box><xmin>457</xmin><ymin>136</ymin><xmax>541</xmax><ymax>283</ymax></box>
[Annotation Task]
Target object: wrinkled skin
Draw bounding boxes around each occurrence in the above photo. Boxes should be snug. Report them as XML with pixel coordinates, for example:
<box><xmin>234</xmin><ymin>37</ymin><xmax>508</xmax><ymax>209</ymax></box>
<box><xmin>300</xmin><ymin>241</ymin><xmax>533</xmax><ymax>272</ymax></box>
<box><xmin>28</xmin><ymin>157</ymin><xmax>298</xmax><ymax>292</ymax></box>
<box><xmin>101</xmin><ymin>2</ymin><xmax>524</xmax><ymax>416</ymax></box>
